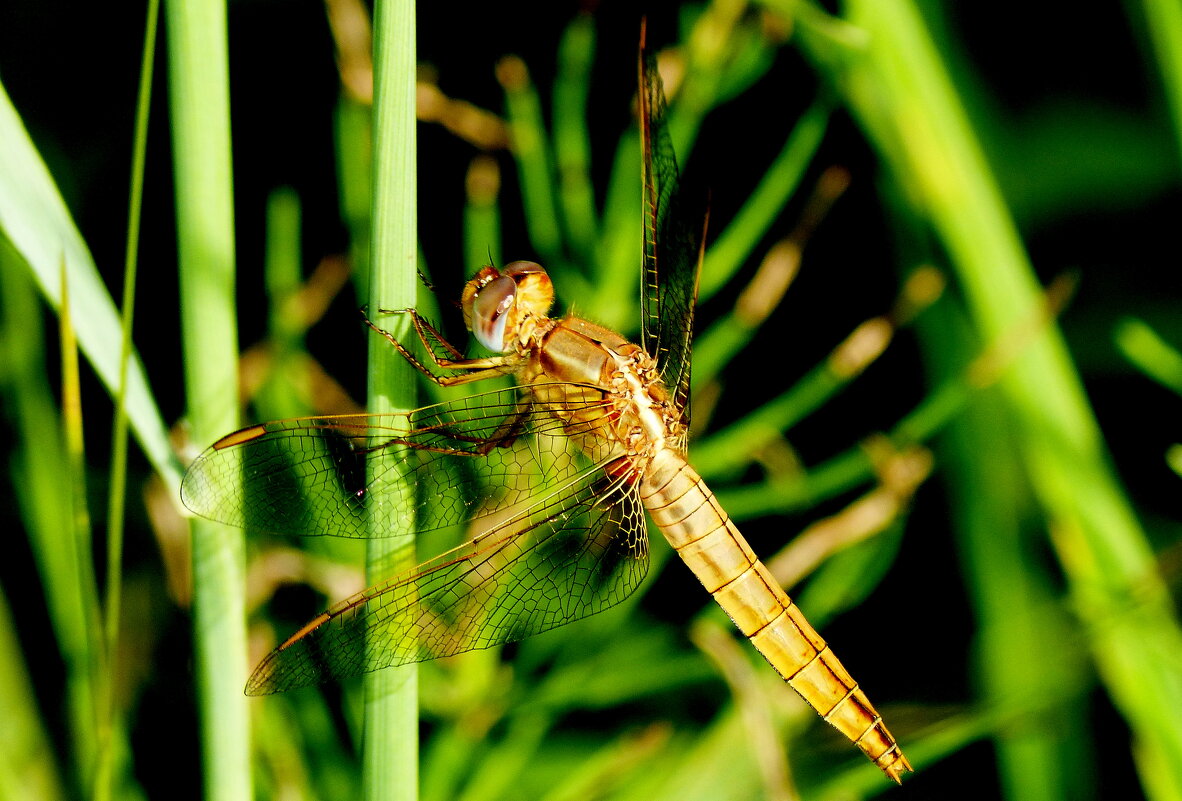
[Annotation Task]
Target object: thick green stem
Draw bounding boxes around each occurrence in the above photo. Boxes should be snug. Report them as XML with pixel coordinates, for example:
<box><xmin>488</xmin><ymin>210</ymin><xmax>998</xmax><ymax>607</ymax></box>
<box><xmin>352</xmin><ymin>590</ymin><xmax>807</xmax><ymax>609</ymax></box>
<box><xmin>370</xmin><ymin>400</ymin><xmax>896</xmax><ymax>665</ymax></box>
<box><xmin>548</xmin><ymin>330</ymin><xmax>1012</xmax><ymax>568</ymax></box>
<box><xmin>362</xmin><ymin>1</ymin><xmax>418</xmax><ymax>799</ymax></box>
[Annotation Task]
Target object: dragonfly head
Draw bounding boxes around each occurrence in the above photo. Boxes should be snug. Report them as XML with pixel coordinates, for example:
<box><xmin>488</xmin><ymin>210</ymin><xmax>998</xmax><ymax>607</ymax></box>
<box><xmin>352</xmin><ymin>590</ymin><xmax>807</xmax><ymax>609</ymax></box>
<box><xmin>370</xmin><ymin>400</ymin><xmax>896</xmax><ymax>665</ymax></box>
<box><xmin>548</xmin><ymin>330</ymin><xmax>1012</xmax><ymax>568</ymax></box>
<box><xmin>463</xmin><ymin>261</ymin><xmax>554</xmax><ymax>352</ymax></box>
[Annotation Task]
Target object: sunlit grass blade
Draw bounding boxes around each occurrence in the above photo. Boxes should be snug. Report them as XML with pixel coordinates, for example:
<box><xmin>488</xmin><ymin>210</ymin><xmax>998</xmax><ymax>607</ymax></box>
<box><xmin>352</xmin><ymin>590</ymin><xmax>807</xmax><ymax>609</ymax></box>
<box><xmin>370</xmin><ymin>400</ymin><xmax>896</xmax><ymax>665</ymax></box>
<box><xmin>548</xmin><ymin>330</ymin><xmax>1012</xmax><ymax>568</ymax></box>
<box><xmin>363</xmin><ymin>0</ymin><xmax>418</xmax><ymax>798</ymax></box>
<box><xmin>165</xmin><ymin>0</ymin><xmax>250</xmax><ymax>796</ymax></box>
<box><xmin>0</xmin><ymin>79</ymin><xmax>180</xmax><ymax>494</ymax></box>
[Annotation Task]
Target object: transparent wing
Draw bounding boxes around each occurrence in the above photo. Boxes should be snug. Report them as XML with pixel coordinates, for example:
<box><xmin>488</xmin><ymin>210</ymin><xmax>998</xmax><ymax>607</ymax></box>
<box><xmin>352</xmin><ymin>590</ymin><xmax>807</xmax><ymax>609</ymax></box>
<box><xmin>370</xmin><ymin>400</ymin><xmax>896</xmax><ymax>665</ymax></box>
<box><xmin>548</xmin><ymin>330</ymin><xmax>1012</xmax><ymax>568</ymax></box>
<box><xmin>180</xmin><ymin>385</ymin><xmax>617</xmax><ymax>540</ymax></box>
<box><xmin>638</xmin><ymin>36</ymin><xmax>704</xmax><ymax>428</ymax></box>
<box><xmin>245</xmin><ymin>459</ymin><xmax>648</xmax><ymax>694</ymax></box>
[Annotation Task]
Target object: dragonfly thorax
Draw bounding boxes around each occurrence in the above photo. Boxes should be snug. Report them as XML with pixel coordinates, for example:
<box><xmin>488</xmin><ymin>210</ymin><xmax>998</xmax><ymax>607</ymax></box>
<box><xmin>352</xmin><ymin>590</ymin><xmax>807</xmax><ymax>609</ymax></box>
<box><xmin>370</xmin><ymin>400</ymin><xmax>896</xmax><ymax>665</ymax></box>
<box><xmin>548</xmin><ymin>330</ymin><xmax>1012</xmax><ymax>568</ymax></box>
<box><xmin>605</xmin><ymin>344</ymin><xmax>684</xmax><ymax>462</ymax></box>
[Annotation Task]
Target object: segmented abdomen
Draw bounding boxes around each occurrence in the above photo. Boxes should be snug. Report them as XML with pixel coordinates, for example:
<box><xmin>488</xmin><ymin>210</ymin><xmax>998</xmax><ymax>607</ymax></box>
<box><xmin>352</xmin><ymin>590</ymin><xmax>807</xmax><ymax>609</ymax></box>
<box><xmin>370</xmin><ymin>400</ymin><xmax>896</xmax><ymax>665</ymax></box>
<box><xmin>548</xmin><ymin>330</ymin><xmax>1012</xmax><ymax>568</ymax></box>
<box><xmin>638</xmin><ymin>449</ymin><xmax>911</xmax><ymax>783</ymax></box>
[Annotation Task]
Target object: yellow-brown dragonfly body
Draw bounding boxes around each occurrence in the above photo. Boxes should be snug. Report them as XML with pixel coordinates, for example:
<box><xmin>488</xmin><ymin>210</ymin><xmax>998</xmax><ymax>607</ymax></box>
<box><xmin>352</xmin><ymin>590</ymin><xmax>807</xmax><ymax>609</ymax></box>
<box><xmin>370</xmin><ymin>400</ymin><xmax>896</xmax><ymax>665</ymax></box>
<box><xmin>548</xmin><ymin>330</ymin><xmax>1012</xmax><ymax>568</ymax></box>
<box><xmin>180</xmin><ymin>32</ymin><xmax>910</xmax><ymax>784</ymax></box>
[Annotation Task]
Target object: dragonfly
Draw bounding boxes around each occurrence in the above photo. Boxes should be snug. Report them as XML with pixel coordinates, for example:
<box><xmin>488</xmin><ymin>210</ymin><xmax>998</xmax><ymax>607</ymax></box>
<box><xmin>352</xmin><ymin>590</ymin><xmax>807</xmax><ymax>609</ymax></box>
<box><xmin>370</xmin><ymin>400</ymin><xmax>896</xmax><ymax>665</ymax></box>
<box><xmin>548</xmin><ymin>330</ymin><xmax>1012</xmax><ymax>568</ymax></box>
<box><xmin>180</xmin><ymin>31</ymin><xmax>912</xmax><ymax>784</ymax></box>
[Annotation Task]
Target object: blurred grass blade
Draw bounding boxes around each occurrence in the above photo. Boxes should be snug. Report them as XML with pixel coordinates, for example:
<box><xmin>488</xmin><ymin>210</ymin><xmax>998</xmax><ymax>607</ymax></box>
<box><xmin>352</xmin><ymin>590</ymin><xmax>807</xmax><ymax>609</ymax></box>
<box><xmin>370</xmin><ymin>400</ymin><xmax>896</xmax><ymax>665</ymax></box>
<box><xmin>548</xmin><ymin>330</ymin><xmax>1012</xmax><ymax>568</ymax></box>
<box><xmin>1138</xmin><ymin>0</ymin><xmax>1182</xmax><ymax>165</ymax></box>
<box><xmin>698</xmin><ymin>99</ymin><xmax>830</xmax><ymax>303</ymax></box>
<box><xmin>59</xmin><ymin>261</ymin><xmax>110</xmax><ymax>799</ymax></box>
<box><xmin>1114</xmin><ymin>317</ymin><xmax>1182</xmax><ymax>395</ymax></box>
<box><xmin>0</xmin><ymin>79</ymin><xmax>180</xmax><ymax>493</ymax></box>
<box><xmin>464</xmin><ymin>155</ymin><xmax>502</xmax><ymax>272</ymax></box>
<box><xmin>925</xmin><ymin>297</ymin><xmax>1090</xmax><ymax>800</ymax></box>
<box><xmin>258</xmin><ymin>187</ymin><xmax>308</xmax><ymax>422</ymax></box>
<box><xmin>0</xmin><ymin>238</ymin><xmax>99</xmax><ymax>795</ymax></box>
<box><xmin>553</xmin><ymin>13</ymin><xmax>599</xmax><ymax>266</ymax></box>
<box><xmin>498</xmin><ymin>55</ymin><xmax>564</xmax><ymax>270</ymax></box>
<box><xmin>455</xmin><ymin>715</ymin><xmax>549</xmax><ymax>801</ymax></box>
<box><xmin>337</xmin><ymin>97</ymin><xmax>374</xmax><ymax>298</ymax></box>
<box><xmin>0</xmin><ymin>587</ymin><xmax>65</xmax><ymax>801</ymax></box>
<box><xmin>593</xmin><ymin>131</ymin><xmax>642</xmax><ymax>332</ymax></box>
<box><xmin>165</xmin><ymin>0</ymin><xmax>250</xmax><ymax>796</ymax></box>
<box><xmin>364</xmin><ymin>0</ymin><xmax>418</xmax><ymax>798</ymax></box>
<box><xmin>789</xmin><ymin>0</ymin><xmax>1182</xmax><ymax>793</ymax></box>
<box><xmin>694</xmin><ymin>311</ymin><xmax>892</xmax><ymax>480</ymax></box>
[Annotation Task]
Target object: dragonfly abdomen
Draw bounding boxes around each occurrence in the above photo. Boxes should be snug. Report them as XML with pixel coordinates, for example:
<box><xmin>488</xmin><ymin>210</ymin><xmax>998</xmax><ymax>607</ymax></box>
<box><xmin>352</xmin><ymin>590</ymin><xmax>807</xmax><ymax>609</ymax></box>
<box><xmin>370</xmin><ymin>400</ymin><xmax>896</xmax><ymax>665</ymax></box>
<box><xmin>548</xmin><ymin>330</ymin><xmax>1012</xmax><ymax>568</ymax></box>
<box><xmin>639</xmin><ymin>449</ymin><xmax>912</xmax><ymax>783</ymax></box>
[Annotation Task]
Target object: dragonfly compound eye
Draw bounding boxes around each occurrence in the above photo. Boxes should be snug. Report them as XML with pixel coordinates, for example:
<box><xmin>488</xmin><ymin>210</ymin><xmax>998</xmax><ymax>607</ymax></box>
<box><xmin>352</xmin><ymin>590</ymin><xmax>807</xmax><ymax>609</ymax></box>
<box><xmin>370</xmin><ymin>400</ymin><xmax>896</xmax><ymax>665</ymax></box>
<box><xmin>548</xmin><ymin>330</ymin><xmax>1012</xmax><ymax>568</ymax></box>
<box><xmin>503</xmin><ymin>260</ymin><xmax>546</xmax><ymax>278</ymax></box>
<box><xmin>471</xmin><ymin>274</ymin><xmax>517</xmax><ymax>352</ymax></box>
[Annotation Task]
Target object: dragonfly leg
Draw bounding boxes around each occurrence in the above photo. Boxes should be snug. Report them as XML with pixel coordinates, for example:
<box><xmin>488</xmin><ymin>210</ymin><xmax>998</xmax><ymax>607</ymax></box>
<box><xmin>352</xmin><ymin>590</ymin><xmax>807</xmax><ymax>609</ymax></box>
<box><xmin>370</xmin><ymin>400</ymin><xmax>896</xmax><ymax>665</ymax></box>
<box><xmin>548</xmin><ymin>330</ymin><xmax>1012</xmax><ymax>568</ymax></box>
<box><xmin>362</xmin><ymin>308</ymin><xmax>513</xmax><ymax>386</ymax></box>
<box><xmin>374</xmin><ymin>306</ymin><xmax>465</xmax><ymax>359</ymax></box>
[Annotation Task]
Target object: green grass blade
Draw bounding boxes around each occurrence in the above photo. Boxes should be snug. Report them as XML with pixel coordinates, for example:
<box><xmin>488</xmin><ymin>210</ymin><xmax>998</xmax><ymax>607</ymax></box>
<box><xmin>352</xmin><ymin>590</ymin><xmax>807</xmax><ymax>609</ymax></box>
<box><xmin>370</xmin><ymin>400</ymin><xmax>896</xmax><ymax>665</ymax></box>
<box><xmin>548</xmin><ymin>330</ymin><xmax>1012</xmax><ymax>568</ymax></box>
<box><xmin>698</xmin><ymin>99</ymin><xmax>830</xmax><ymax>303</ymax></box>
<box><xmin>165</xmin><ymin>0</ymin><xmax>250</xmax><ymax>796</ymax></box>
<box><xmin>925</xmin><ymin>296</ymin><xmax>1089</xmax><ymax>800</ymax></box>
<box><xmin>553</xmin><ymin>13</ymin><xmax>599</xmax><ymax>266</ymax></box>
<box><xmin>0</xmin><ymin>79</ymin><xmax>180</xmax><ymax>494</ymax></box>
<box><xmin>258</xmin><ymin>187</ymin><xmax>308</xmax><ymax>422</ymax></box>
<box><xmin>337</xmin><ymin>98</ymin><xmax>374</xmax><ymax>297</ymax></box>
<box><xmin>363</xmin><ymin>1</ymin><xmax>419</xmax><ymax>798</ymax></box>
<box><xmin>464</xmin><ymin>155</ymin><xmax>502</xmax><ymax>272</ymax></box>
<box><xmin>99</xmin><ymin>3</ymin><xmax>159</xmax><ymax>797</ymax></box>
<box><xmin>1114</xmin><ymin>317</ymin><xmax>1182</xmax><ymax>396</ymax></box>
<box><xmin>59</xmin><ymin>261</ymin><xmax>110</xmax><ymax>801</ymax></box>
<box><xmin>1139</xmin><ymin>0</ymin><xmax>1182</xmax><ymax>165</ymax></box>
<box><xmin>0</xmin><ymin>243</ymin><xmax>82</xmax><ymax>795</ymax></box>
<box><xmin>498</xmin><ymin>55</ymin><xmax>564</xmax><ymax>271</ymax></box>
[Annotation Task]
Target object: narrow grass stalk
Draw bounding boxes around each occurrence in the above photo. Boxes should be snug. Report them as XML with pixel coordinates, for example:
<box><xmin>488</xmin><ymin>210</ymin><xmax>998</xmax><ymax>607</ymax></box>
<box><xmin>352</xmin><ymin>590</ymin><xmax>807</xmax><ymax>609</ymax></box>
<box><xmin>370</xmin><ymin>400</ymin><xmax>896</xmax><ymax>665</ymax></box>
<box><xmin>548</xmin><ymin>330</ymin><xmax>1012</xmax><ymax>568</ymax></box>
<box><xmin>98</xmin><ymin>3</ymin><xmax>159</xmax><ymax>798</ymax></box>
<box><xmin>363</xmin><ymin>0</ymin><xmax>418</xmax><ymax>798</ymax></box>
<box><xmin>164</xmin><ymin>0</ymin><xmax>249</xmax><ymax>796</ymax></box>
<box><xmin>797</xmin><ymin>0</ymin><xmax>1182</xmax><ymax>792</ymax></box>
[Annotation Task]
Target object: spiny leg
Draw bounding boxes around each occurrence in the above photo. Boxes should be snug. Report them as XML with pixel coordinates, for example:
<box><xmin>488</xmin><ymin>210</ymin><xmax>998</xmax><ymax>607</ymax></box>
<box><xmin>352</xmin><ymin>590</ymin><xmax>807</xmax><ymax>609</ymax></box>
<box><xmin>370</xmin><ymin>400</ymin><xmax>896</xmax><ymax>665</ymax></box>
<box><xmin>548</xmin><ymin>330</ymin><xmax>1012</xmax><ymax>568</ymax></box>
<box><xmin>361</xmin><ymin>307</ymin><xmax>513</xmax><ymax>387</ymax></box>
<box><xmin>374</xmin><ymin>305</ymin><xmax>465</xmax><ymax>360</ymax></box>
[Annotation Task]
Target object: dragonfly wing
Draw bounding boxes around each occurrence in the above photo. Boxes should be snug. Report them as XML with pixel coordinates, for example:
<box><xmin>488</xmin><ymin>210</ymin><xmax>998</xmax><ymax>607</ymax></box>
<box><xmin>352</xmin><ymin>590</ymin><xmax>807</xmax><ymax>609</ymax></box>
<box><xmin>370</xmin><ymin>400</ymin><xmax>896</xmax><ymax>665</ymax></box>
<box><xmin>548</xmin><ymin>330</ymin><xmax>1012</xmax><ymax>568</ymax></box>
<box><xmin>180</xmin><ymin>386</ymin><xmax>615</xmax><ymax>539</ymax></box>
<box><xmin>638</xmin><ymin>37</ymin><xmax>704</xmax><ymax>428</ymax></box>
<box><xmin>245</xmin><ymin>460</ymin><xmax>648</xmax><ymax>694</ymax></box>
